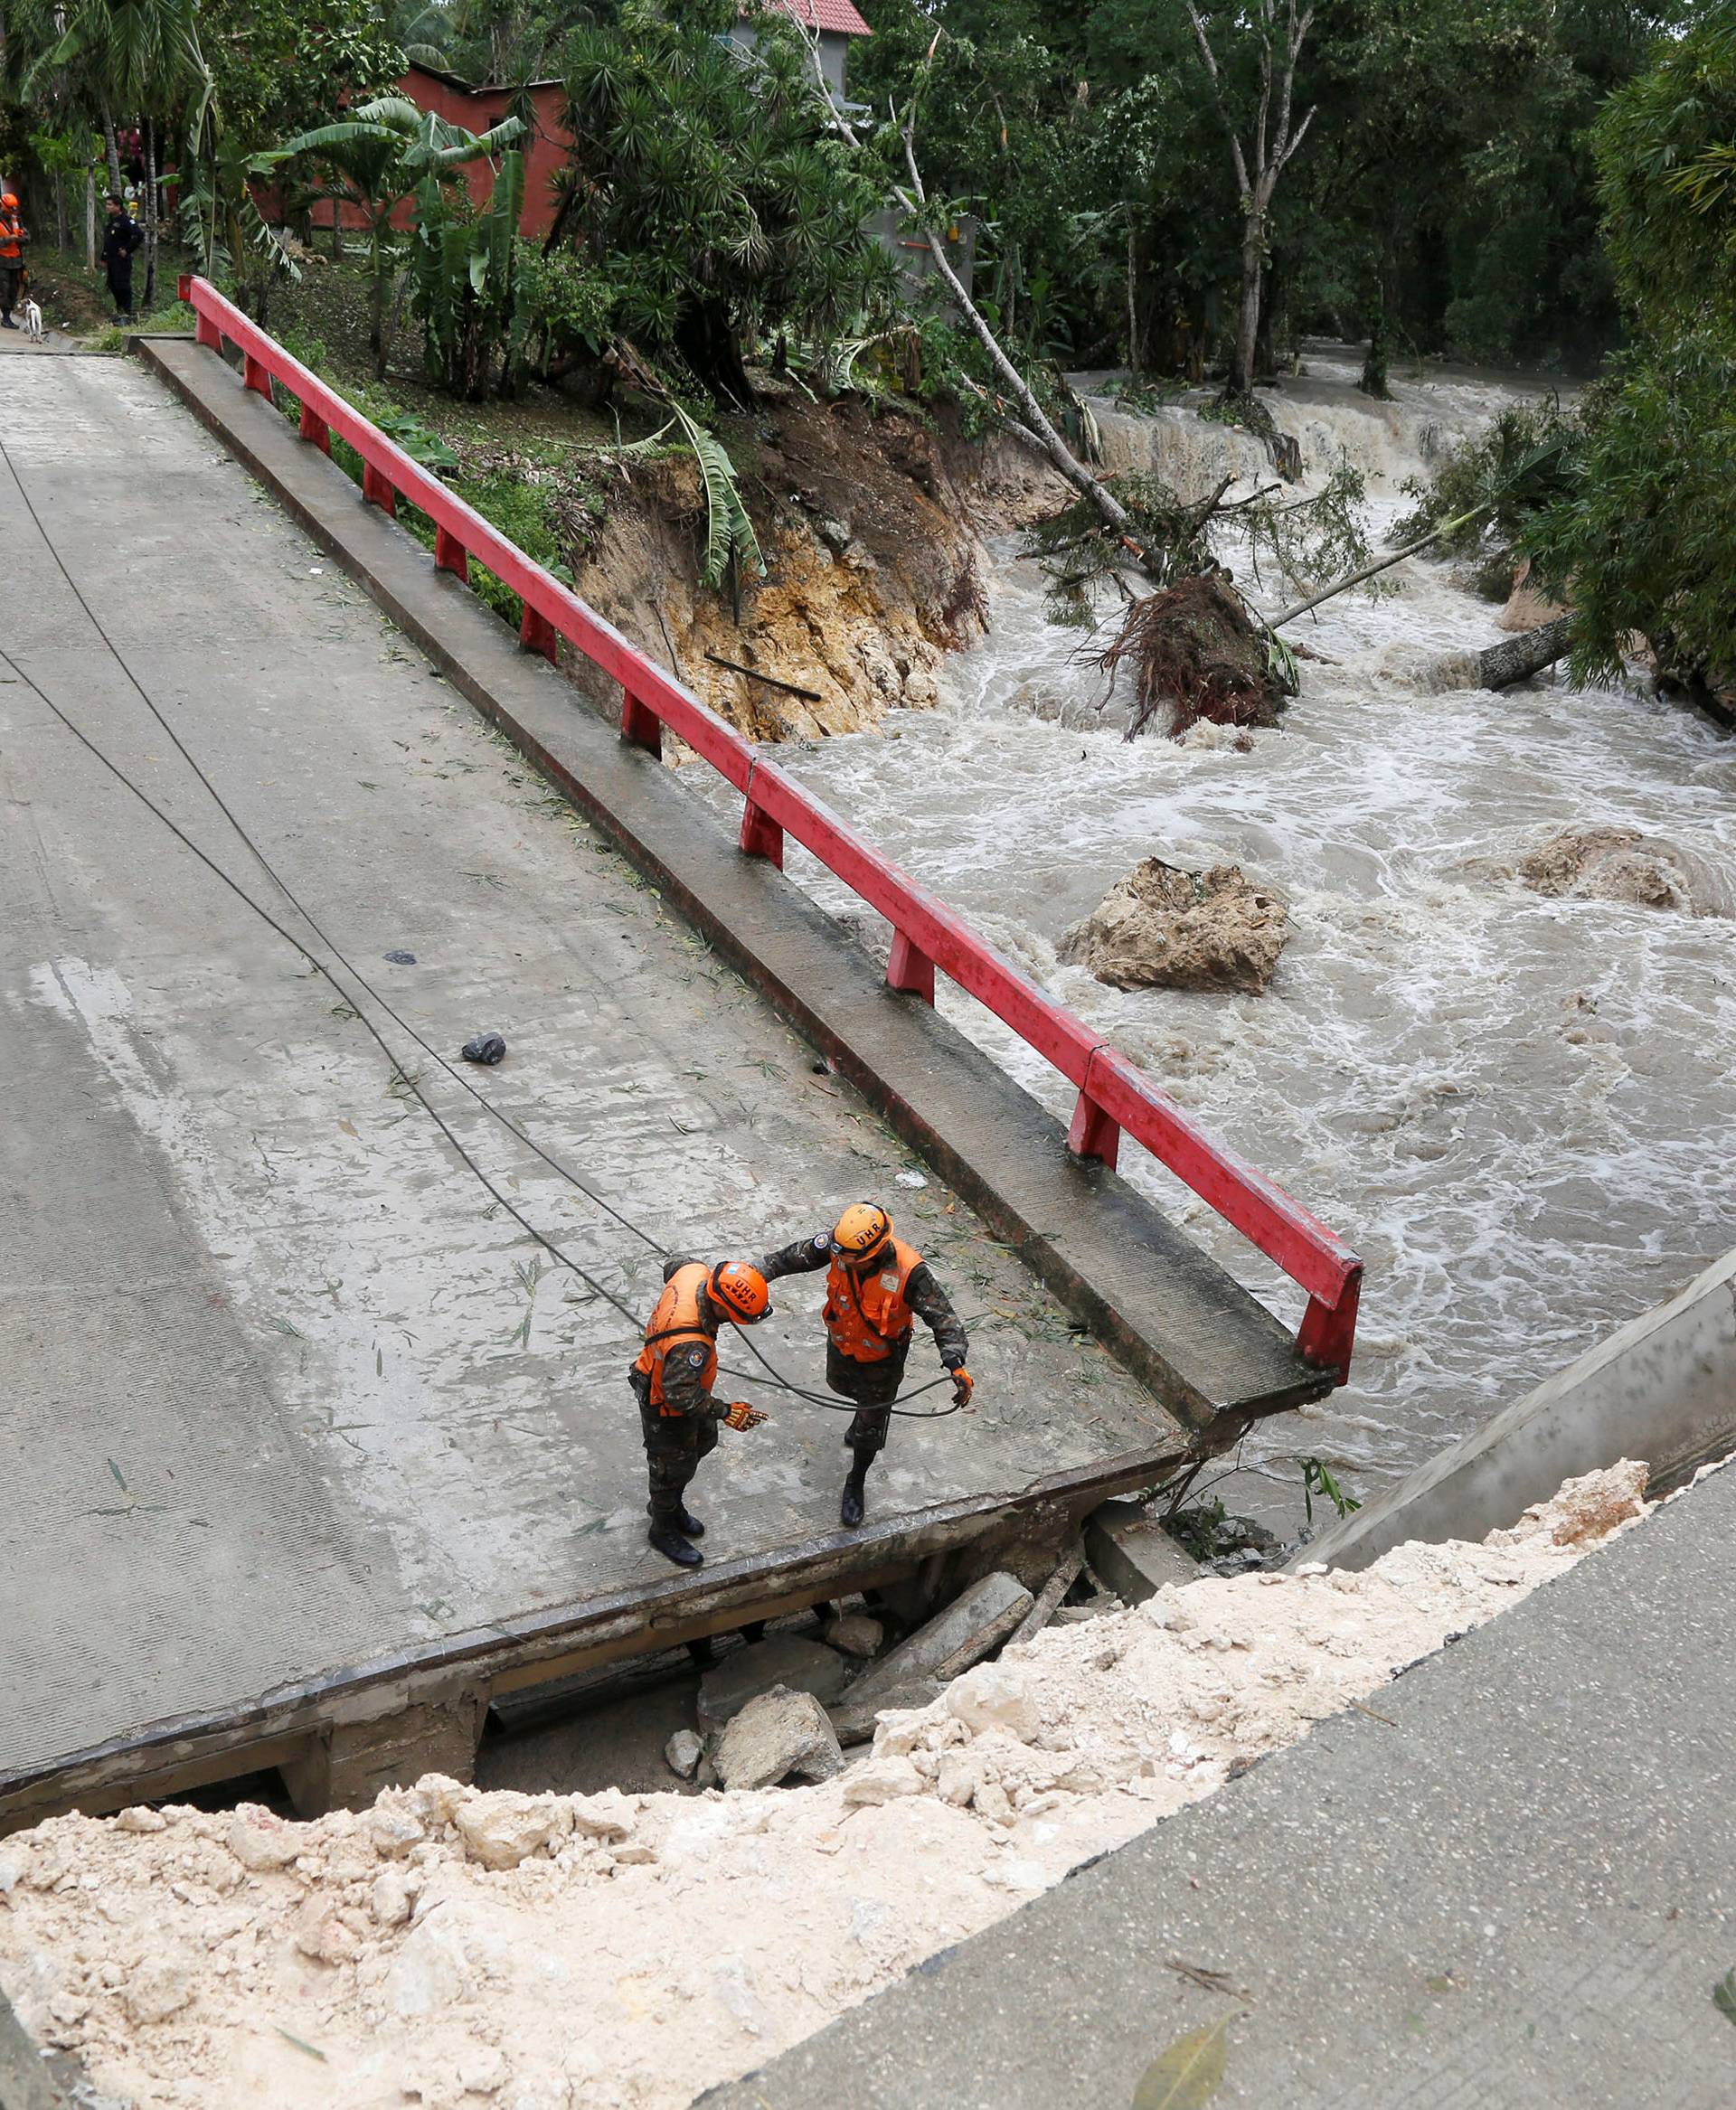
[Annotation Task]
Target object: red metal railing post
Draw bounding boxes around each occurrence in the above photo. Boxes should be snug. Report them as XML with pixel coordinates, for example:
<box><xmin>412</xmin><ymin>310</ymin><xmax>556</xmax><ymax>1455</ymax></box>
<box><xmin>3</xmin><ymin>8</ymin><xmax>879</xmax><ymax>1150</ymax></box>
<box><xmin>298</xmin><ymin>403</ymin><xmax>331</xmax><ymax>454</ymax></box>
<box><xmin>242</xmin><ymin>353</ymin><xmax>273</xmax><ymax>399</ymax></box>
<box><xmin>435</xmin><ymin>526</ymin><xmax>468</xmax><ymax>581</ymax></box>
<box><xmin>1297</xmin><ymin>1268</ymin><xmax>1362</xmax><ymax>1387</ymax></box>
<box><xmin>1067</xmin><ymin>1089</ymin><xmax>1121</xmax><ymax>1170</ymax></box>
<box><xmin>886</xmin><ymin>931</ymin><xmax>936</xmax><ymax>1004</ymax></box>
<box><xmin>520</xmin><ymin>603</ymin><xmax>559</xmax><ymax>661</ymax></box>
<box><xmin>362</xmin><ymin>462</ymin><xmax>397</xmax><ymax>517</ymax></box>
<box><xmin>620</xmin><ymin>687</ymin><xmax>662</xmax><ymax>754</ymax></box>
<box><xmin>740</xmin><ymin>801</ymin><xmax>785</xmax><ymax>869</ymax></box>
<box><xmin>738</xmin><ymin>763</ymin><xmax>783</xmax><ymax>865</ymax></box>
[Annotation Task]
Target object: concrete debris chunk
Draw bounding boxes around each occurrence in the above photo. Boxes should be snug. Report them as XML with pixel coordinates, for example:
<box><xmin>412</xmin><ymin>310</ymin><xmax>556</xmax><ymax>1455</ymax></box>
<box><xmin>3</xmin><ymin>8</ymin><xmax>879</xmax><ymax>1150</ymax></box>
<box><xmin>121</xmin><ymin>1958</ymin><xmax>193</xmax><ymax>2026</ymax></box>
<box><xmin>832</xmin><ymin>1679</ymin><xmax>944</xmax><ymax>1749</ymax></box>
<box><xmin>1495</xmin><ymin>1459</ymin><xmax>1650</xmax><ymax>1549</ymax></box>
<box><xmin>841</xmin><ymin>1757</ymin><xmax>923</xmax><ymax>1807</ymax></box>
<box><xmin>294</xmin><ymin>1898</ymin><xmax>362</xmax><ymax>1964</ymax></box>
<box><xmin>824</xmin><ymin>1613</ymin><xmax>885</xmax><ymax>1659</ymax></box>
<box><xmin>367</xmin><ymin>1801</ymin><xmax>427</xmax><ymax>1858</ymax></box>
<box><xmin>945</xmin><ymin>1660</ymin><xmax>1043</xmax><ymax>1743</ymax></box>
<box><xmin>568</xmin><ymin>1788</ymin><xmax>635</xmax><ymax>1842</ymax></box>
<box><xmin>225</xmin><ymin>1805</ymin><xmax>302</xmax><ymax>1872</ymax></box>
<box><xmin>409</xmin><ymin>1775</ymin><xmax>467</xmax><ymax>1829</ymax></box>
<box><xmin>453</xmin><ymin>1792</ymin><xmax>572</xmax><ymax>1870</ymax></box>
<box><xmin>370</xmin><ymin>1868</ymin><xmax>414</xmax><ymax>1927</ymax></box>
<box><xmin>113</xmin><ymin>1806</ymin><xmax>167</xmax><ymax>1834</ymax></box>
<box><xmin>665</xmin><ymin>1729</ymin><xmax>703</xmax><ymax>1780</ymax></box>
<box><xmin>713</xmin><ymin>1687</ymin><xmax>844</xmax><ymax>1791</ymax></box>
<box><xmin>697</xmin><ymin>1634</ymin><xmax>854</xmax><ymax>1732</ymax></box>
<box><xmin>1084</xmin><ymin>1499</ymin><xmax>1202</xmax><ymax>1605</ymax></box>
<box><xmin>847</xmin><ymin>1572</ymin><xmax>1033</xmax><ymax>1708</ymax></box>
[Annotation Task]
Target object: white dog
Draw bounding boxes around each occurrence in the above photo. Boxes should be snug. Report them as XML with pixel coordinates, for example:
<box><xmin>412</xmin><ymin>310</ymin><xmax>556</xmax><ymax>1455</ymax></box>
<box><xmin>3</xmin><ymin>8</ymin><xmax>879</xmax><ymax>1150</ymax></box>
<box><xmin>22</xmin><ymin>298</ymin><xmax>42</xmax><ymax>342</ymax></box>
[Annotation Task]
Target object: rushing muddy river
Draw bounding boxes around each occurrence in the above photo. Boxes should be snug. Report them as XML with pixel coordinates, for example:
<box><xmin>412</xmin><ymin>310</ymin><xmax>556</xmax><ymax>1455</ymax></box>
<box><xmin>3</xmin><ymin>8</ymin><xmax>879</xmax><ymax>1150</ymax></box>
<box><xmin>716</xmin><ymin>348</ymin><xmax>1736</xmax><ymax>1511</ymax></box>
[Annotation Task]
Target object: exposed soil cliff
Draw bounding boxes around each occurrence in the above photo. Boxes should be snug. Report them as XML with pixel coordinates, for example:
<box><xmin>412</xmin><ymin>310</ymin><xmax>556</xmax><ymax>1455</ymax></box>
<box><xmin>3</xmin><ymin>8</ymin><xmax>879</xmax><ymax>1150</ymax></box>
<box><xmin>571</xmin><ymin>400</ymin><xmax>1066</xmax><ymax>742</ymax></box>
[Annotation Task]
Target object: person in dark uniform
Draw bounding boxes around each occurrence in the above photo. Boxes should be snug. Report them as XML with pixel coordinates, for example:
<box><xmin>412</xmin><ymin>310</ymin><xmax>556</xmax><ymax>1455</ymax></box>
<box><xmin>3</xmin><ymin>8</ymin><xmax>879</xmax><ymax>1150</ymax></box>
<box><xmin>630</xmin><ymin>1257</ymin><xmax>770</xmax><ymax>1568</ymax></box>
<box><xmin>762</xmin><ymin>1203</ymin><xmax>971</xmax><ymax>1527</ymax></box>
<box><xmin>100</xmin><ymin>195</ymin><xmax>142</xmax><ymax>322</ymax></box>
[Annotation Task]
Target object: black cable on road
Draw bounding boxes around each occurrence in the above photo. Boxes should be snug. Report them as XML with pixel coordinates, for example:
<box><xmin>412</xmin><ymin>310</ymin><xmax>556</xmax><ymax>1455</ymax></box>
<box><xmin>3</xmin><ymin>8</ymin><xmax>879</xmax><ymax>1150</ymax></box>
<box><xmin>0</xmin><ymin>441</ymin><xmax>965</xmax><ymax>1417</ymax></box>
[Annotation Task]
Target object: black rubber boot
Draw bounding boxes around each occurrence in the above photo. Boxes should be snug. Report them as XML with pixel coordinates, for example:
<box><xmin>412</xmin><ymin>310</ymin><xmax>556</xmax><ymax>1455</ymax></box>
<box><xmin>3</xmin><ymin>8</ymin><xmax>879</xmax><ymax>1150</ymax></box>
<box><xmin>648</xmin><ymin>1516</ymin><xmax>703</xmax><ymax>1568</ymax></box>
<box><xmin>840</xmin><ymin>1467</ymin><xmax>868</xmax><ymax>1529</ymax></box>
<box><xmin>675</xmin><ymin>1505</ymin><xmax>705</xmax><ymax>1538</ymax></box>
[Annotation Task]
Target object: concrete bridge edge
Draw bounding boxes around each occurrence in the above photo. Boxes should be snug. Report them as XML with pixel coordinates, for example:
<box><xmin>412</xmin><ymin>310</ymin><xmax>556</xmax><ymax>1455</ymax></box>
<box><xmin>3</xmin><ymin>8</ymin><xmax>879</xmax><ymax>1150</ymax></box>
<box><xmin>1297</xmin><ymin>1243</ymin><xmax>1736</xmax><ymax>1569</ymax></box>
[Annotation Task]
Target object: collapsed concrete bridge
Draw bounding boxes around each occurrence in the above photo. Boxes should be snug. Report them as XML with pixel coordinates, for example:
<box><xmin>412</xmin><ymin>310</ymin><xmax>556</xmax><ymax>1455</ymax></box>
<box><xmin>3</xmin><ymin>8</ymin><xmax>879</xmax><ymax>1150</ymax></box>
<box><xmin>0</xmin><ymin>284</ymin><xmax>1359</xmax><ymax>1832</ymax></box>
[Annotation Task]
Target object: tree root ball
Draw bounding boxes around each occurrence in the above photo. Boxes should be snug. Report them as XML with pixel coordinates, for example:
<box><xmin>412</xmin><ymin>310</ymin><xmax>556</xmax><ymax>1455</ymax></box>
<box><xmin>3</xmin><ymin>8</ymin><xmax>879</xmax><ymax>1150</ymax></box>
<box><xmin>1097</xmin><ymin>572</ymin><xmax>1292</xmax><ymax>740</ymax></box>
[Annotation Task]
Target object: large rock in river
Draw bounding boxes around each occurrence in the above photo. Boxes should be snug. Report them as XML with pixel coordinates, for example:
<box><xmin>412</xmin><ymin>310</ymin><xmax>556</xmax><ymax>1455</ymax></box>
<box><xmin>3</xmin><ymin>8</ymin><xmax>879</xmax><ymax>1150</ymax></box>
<box><xmin>1515</xmin><ymin>825</ymin><xmax>1729</xmax><ymax>916</ymax></box>
<box><xmin>1060</xmin><ymin>859</ymin><xmax>1290</xmax><ymax>994</ymax></box>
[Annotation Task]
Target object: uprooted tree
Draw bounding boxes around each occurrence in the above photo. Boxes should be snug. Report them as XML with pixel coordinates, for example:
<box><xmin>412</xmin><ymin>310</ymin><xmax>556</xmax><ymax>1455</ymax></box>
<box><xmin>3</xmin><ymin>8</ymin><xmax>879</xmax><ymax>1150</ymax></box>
<box><xmin>797</xmin><ymin>20</ymin><xmax>1369</xmax><ymax>739</ymax></box>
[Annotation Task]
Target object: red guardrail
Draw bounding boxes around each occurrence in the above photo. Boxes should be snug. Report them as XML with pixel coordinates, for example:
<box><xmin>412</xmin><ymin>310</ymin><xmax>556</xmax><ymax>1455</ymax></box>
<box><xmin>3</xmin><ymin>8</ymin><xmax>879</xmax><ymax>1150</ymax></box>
<box><xmin>179</xmin><ymin>274</ymin><xmax>1363</xmax><ymax>1383</ymax></box>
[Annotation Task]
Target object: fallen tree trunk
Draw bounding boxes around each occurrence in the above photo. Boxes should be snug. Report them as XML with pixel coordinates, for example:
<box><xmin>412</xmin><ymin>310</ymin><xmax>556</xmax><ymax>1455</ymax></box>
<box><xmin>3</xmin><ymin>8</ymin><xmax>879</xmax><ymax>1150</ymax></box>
<box><xmin>1477</xmin><ymin>616</ymin><xmax>1573</xmax><ymax>691</ymax></box>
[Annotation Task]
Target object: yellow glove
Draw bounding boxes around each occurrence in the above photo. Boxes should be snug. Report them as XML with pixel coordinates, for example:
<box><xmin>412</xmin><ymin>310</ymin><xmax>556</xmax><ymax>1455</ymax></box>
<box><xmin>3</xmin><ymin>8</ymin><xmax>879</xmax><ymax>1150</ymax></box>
<box><xmin>951</xmin><ymin>1367</ymin><xmax>974</xmax><ymax>1408</ymax></box>
<box><xmin>722</xmin><ymin>1401</ymin><xmax>767</xmax><ymax>1431</ymax></box>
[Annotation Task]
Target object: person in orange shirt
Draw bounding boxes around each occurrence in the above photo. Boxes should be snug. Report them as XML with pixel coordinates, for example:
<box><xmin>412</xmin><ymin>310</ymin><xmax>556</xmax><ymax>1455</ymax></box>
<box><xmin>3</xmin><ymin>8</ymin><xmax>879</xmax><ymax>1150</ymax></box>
<box><xmin>0</xmin><ymin>193</ymin><xmax>29</xmax><ymax>331</ymax></box>
<box><xmin>762</xmin><ymin>1203</ymin><xmax>971</xmax><ymax>1527</ymax></box>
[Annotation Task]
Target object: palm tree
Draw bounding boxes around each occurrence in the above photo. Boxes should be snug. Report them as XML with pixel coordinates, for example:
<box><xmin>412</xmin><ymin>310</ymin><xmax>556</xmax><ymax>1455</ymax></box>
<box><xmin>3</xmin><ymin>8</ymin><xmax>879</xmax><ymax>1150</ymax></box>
<box><xmin>280</xmin><ymin>96</ymin><xmax>524</xmax><ymax>377</ymax></box>
<box><xmin>14</xmin><ymin>0</ymin><xmax>209</xmax><ymax>302</ymax></box>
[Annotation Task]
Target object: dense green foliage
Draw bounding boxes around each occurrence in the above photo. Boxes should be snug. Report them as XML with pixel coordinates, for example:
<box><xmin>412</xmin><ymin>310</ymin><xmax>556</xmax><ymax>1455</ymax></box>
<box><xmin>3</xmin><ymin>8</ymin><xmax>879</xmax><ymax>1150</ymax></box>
<box><xmin>1522</xmin><ymin>12</ymin><xmax>1736</xmax><ymax>692</ymax></box>
<box><xmin>852</xmin><ymin>0</ymin><xmax>1688</xmax><ymax>374</ymax></box>
<box><xmin>552</xmin><ymin>3</ymin><xmax>896</xmax><ymax>394</ymax></box>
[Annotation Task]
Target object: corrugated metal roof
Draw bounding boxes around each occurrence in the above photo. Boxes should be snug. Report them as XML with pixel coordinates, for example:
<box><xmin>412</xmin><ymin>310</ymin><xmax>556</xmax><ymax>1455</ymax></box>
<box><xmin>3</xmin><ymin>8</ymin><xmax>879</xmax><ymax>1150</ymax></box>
<box><xmin>755</xmin><ymin>0</ymin><xmax>873</xmax><ymax>39</ymax></box>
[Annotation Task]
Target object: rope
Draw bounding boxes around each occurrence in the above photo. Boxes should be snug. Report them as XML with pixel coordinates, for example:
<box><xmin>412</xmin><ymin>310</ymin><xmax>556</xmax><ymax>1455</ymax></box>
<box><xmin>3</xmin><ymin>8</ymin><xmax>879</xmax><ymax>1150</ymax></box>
<box><xmin>0</xmin><ymin>438</ymin><xmax>967</xmax><ymax>1418</ymax></box>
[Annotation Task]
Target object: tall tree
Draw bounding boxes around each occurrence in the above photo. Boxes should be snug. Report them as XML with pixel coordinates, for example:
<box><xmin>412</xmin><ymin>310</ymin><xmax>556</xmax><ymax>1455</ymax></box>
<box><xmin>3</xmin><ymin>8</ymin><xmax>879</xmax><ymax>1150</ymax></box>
<box><xmin>1183</xmin><ymin>0</ymin><xmax>1316</xmax><ymax>396</ymax></box>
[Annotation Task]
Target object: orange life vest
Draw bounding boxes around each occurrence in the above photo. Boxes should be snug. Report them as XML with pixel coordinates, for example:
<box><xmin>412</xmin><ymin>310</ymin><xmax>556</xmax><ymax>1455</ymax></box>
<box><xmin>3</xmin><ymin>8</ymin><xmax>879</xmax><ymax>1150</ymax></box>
<box><xmin>634</xmin><ymin>1263</ymin><xmax>718</xmax><ymax>1414</ymax></box>
<box><xmin>825</xmin><ymin>1238</ymin><xmax>922</xmax><ymax>1363</ymax></box>
<box><xmin>0</xmin><ymin>215</ymin><xmax>23</xmax><ymax>263</ymax></box>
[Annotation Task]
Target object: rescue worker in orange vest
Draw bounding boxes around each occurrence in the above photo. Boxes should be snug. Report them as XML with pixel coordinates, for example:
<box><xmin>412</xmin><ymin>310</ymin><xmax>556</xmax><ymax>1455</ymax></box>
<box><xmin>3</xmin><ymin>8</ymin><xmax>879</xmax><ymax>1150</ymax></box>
<box><xmin>0</xmin><ymin>193</ymin><xmax>28</xmax><ymax>330</ymax></box>
<box><xmin>630</xmin><ymin>1257</ymin><xmax>771</xmax><ymax>1568</ymax></box>
<box><xmin>762</xmin><ymin>1203</ymin><xmax>971</xmax><ymax>1527</ymax></box>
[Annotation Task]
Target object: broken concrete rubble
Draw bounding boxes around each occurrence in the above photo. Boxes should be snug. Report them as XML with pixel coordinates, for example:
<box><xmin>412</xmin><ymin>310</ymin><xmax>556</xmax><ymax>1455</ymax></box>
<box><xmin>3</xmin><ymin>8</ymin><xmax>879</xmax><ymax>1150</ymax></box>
<box><xmin>0</xmin><ymin>1467</ymin><xmax>1668</xmax><ymax>2110</ymax></box>
<box><xmin>845</xmin><ymin>1572</ymin><xmax>1033</xmax><ymax>1709</ymax></box>
<box><xmin>697</xmin><ymin>1636</ymin><xmax>854</xmax><ymax>1734</ymax></box>
<box><xmin>823</xmin><ymin>1614</ymin><xmax>884</xmax><ymax>1659</ymax></box>
<box><xmin>712</xmin><ymin>1689</ymin><xmax>844</xmax><ymax>1792</ymax></box>
<box><xmin>1081</xmin><ymin>1502</ymin><xmax>1200</xmax><ymax>1605</ymax></box>
<box><xmin>665</xmin><ymin>1730</ymin><xmax>703</xmax><ymax>1781</ymax></box>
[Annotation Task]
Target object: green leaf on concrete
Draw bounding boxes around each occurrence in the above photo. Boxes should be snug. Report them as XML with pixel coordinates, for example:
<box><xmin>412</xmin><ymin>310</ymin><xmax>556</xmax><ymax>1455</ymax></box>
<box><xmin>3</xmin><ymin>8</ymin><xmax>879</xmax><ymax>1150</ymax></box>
<box><xmin>1131</xmin><ymin>2012</ymin><xmax>1230</xmax><ymax>2110</ymax></box>
<box><xmin>1713</xmin><ymin>1969</ymin><xmax>1736</xmax><ymax>2027</ymax></box>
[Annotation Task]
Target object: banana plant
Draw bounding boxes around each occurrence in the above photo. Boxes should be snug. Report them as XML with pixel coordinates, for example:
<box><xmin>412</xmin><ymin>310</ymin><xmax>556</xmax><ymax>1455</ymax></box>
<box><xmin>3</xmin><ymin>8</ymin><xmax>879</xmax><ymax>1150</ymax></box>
<box><xmin>411</xmin><ymin>150</ymin><xmax>528</xmax><ymax>400</ymax></box>
<box><xmin>281</xmin><ymin>96</ymin><xmax>524</xmax><ymax>377</ymax></box>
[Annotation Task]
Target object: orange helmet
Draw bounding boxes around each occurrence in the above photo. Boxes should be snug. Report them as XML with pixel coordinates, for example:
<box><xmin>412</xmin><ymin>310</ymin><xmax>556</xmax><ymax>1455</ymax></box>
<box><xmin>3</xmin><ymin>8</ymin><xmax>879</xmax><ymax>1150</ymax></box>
<box><xmin>708</xmin><ymin>1261</ymin><xmax>772</xmax><ymax>1325</ymax></box>
<box><xmin>831</xmin><ymin>1202</ymin><xmax>892</xmax><ymax>1267</ymax></box>
<box><xmin>0</xmin><ymin>194</ymin><xmax>16</xmax><ymax>211</ymax></box>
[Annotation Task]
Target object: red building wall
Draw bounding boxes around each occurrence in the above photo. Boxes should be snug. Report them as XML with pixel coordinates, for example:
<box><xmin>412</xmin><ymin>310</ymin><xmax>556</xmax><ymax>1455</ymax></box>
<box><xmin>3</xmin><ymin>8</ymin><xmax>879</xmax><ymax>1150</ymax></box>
<box><xmin>303</xmin><ymin>68</ymin><xmax>570</xmax><ymax>240</ymax></box>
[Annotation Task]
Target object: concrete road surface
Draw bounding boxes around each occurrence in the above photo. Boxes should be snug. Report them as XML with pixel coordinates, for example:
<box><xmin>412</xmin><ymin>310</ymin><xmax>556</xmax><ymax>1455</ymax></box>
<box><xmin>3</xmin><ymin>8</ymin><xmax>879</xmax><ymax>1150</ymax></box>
<box><xmin>0</xmin><ymin>355</ymin><xmax>1168</xmax><ymax>1783</ymax></box>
